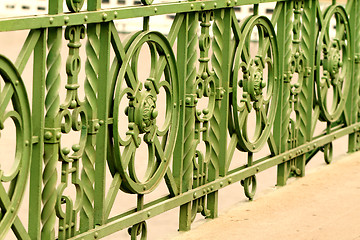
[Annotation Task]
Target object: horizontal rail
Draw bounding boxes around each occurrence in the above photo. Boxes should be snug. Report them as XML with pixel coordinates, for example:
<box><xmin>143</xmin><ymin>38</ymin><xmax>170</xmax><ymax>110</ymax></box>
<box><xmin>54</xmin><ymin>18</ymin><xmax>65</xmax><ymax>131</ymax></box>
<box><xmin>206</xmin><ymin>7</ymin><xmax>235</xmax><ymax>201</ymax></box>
<box><xmin>0</xmin><ymin>0</ymin><xmax>281</xmax><ymax>31</ymax></box>
<box><xmin>70</xmin><ymin>122</ymin><xmax>360</xmax><ymax>239</ymax></box>
<box><xmin>0</xmin><ymin>0</ymin><xmax>359</xmax><ymax>239</ymax></box>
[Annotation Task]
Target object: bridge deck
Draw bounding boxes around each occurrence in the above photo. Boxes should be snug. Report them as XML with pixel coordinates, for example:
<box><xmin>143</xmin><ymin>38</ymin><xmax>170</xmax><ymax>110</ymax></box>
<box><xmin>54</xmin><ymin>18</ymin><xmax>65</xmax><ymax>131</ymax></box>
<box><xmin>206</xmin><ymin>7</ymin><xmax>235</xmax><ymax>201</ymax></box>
<box><xmin>171</xmin><ymin>152</ymin><xmax>360</xmax><ymax>240</ymax></box>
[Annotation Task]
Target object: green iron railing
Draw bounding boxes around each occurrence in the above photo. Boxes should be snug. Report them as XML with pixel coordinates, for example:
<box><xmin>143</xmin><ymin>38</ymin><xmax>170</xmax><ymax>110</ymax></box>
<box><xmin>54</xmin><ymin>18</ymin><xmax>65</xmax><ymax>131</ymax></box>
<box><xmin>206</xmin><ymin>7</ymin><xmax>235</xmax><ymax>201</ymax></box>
<box><xmin>0</xmin><ymin>0</ymin><xmax>359</xmax><ymax>239</ymax></box>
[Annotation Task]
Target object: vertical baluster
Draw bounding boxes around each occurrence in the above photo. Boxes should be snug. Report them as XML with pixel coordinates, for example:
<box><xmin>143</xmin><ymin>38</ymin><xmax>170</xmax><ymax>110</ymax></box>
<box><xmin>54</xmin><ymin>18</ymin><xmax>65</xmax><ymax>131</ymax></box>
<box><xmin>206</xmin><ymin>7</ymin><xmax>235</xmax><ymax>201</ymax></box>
<box><xmin>209</xmin><ymin>8</ymin><xmax>232</xmax><ymax>218</ymax></box>
<box><xmin>297</xmin><ymin>0</ymin><xmax>317</xmax><ymax>176</ymax></box>
<box><xmin>42</xmin><ymin>20</ymin><xmax>62</xmax><ymax>240</ymax></box>
<box><xmin>80</xmin><ymin>23</ymin><xmax>100</xmax><ymax>234</ymax></box>
<box><xmin>176</xmin><ymin>12</ymin><xmax>197</xmax><ymax>231</ymax></box>
<box><xmin>276</xmin><ymin>1</ymin><xmax>293</xmax><ymax>186</ymax></box>
<box><xmin>29</xmin><ymin>29</ymin><xmax>46</xmax><ymax>239</ymax></box>
<box><xmin>347</xmin><ymin>0</ymin><xmax>360</xmax><ymax>151</ymax></box>
<box><xmin>94</xmin><ymin>21</ymin><xmax>111</xmax><ymax>226</ymax></box>
<box><xmin>79</xmin><ymin>0</ymin><xmax>102</xmax><ymax>232</ymax></box>
<box><xmin>41</xmin><ymin>1</ymin><xmax>63</xmax><ymax>238</ymax></box>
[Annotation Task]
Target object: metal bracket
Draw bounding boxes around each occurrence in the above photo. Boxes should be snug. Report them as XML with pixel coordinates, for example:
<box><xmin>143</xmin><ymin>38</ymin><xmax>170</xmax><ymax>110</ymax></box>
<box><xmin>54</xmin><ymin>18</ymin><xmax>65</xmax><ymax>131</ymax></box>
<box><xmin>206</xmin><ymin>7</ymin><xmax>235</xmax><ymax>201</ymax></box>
<box><xmin>44</xmin><ymin>128</ymin><xmax>61</xmax><ymax>144</ymax></box>
<box><xmin>185</xmin><ymin>94</ymin><xmax>197</xmax><ymax>107</ymax></box>
<box><xmin>355</xmin><ymin>54</ymin><xmax>360</xmax><ymax>64</ymax></box>
<box><xmin>215</xmin><ymin>87</ymin><xmax>225</xmax><ymax>100</ymax></box>
<box><xmin>88</xmin><ymin>119</ymin><xmax>100</xmax><ymax>135</ymax></box>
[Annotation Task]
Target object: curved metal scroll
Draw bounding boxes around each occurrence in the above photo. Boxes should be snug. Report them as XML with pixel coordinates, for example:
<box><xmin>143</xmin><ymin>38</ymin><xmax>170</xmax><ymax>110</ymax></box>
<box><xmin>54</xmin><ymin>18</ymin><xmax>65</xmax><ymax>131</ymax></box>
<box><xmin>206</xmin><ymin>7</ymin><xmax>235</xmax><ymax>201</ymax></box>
<box><xmin>316</xmin><ymin>5</ymin><xmax>351</xmax><ymax>122</ymax></box>
<box><xmin>231</xmin><ymin>16</ymin><xmax>280</xmax><ymax>152</ymax></box>
<box><xmin>0</xmin><ymin>55</ymin><xmax>31</xmax><ymax>236</ymax></box>
<box><xmin>109</xmin><ymin>31</ymin><xmax>179</xmax><ymax>194</ymax></box>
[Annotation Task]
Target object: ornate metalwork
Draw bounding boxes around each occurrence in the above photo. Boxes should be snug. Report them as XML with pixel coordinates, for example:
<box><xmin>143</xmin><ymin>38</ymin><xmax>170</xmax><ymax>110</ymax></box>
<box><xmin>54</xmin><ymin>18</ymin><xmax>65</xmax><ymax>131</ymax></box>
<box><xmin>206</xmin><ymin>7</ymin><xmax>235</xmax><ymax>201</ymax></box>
<box><xmin>231</xmin><ymin>15</ymin><xmax>279</xmax><ymax>152</ymax></box>
<box><xmin>0</xmin><ymin>55</ymin><xmax>31</xmax><ymax>237</ymax></box>
<box><xmin>109</xmin><ymin>30</ymin><xmax>179</xmax><ymax>194</ymax></box>
<box><xmin>0</xmin><ymin>0</ymin><xmax>360</xmax><ymax>239</ymax></box>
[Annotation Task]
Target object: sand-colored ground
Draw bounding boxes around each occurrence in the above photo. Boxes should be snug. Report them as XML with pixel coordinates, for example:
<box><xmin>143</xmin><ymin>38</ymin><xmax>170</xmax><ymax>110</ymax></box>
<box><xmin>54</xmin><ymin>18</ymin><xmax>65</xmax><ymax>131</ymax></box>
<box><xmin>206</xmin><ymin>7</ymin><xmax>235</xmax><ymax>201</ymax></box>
<box><xmin>172</xmin><ymin>151</ymin><xmax>360</xmax><ymax>240</ymax></box>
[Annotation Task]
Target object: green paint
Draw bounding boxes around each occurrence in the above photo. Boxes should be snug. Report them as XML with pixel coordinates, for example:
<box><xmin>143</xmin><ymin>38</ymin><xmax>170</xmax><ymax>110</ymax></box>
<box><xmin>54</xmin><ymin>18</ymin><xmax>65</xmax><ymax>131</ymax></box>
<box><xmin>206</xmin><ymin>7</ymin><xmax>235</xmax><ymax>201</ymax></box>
<box><xmin>0</xmin><ymin>0</ymin><xmax>359</xmax><ymax>239</ymax></box>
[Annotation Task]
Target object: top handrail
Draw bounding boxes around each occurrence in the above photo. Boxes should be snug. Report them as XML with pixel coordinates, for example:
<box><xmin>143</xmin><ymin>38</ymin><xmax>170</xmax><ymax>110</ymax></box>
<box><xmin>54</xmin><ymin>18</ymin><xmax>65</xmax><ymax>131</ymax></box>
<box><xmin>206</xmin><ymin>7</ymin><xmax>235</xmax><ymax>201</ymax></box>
<box><xmin>0</xmin><ymin>0</ymin><xmax>281</xmax><ymax>32</ymax></box>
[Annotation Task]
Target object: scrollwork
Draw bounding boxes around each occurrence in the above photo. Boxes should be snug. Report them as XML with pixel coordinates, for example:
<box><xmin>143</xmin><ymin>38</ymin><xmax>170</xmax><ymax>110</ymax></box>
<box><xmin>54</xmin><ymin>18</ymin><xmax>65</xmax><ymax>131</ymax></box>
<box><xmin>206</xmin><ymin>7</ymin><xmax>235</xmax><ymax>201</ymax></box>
<box><xmin>53</xmin><ymin>24</ymin><xmax>87</xmax><ymax>238</ymax></box>
<box><xmin>231</xmin><ymin>16</ymin><xmax>279</xmax><ymax>152</ymax></box>
<box><xmin>0</xmin><ymin>55</ymin><xmax>31</xmax><ymax>236</ymax></box>
<box><xmin>109</xmin><ymin>31</ymin><xmax>179</xmax><ymax>194</ymax></box>
<box><xmin>316</xmin><ymin>5</ymin><xmax>351</xmax><ymax>122</ymax></box>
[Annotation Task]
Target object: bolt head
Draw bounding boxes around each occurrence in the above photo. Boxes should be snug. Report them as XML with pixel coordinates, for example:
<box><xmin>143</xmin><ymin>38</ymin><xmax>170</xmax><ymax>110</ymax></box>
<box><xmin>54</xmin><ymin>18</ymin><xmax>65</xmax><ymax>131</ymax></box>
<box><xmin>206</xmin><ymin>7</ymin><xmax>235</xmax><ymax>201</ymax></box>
<box><xmin>260</xmin><ymin>80</ymin><xmax>266</xmax><ymax>88</ymax></box>
<box><xmin>151</xmin><ymin>109</ymin><xmax>158</xmax><ymax>119</ymax></box>
<box><xmin>62</xmin><ymin>147</ymin><xmax>71</xmax><ymax>156</ymax></box>
<box><xmin>44</xmin><ymin>131</ymin><xmax>53</xmax><ymax>140</ymax></box>
<box><xmin>72</xmin><ymin>144</ymin><xmax>81</xmax><ymax>152</ymax></box>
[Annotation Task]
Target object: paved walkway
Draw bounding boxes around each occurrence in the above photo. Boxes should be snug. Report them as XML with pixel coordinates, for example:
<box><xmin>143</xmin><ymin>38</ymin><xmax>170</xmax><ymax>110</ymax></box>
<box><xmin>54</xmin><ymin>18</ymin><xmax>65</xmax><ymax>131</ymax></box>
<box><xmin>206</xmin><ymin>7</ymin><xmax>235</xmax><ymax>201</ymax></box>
<box><xmin>172</xmin><ymin>151</ymin><xmax>360</xmax><ymax>240</ymax></box>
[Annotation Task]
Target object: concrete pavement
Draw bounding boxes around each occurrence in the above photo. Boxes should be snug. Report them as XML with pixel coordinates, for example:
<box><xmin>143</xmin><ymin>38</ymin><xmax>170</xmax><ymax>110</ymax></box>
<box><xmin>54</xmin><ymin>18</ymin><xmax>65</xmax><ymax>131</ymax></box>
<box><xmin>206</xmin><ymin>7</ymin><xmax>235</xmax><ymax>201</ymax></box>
<box><xmin>171</xmin><ymin>151</ymin><xmax>360</xmax><ymax>240</ymax></box>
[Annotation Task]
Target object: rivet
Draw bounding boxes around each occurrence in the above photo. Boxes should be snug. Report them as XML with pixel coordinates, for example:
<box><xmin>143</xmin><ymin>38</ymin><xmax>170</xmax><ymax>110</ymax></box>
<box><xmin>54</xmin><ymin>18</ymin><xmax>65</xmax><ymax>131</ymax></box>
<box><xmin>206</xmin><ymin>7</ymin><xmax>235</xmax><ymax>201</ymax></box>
<box><xmin>193</xmin><ymin>192</ymin><xmax>197</xmax><ymax>198</ymax></box>
<box><xmin>334</xmin><ymin>135</ymin><xmax>336</xmax><ymax>139</ymax></box>
<box><xmin>84</xmin><ymin>15</ymin><xmax>88</xmax><ymax>22</ymax></box>
<box><xmin>56</xmin><ymin>132</ymin><xmax>62</xmax><ymax>140</ymax></box>
<box><xmin>211</xmin><ymin>186</ymin><xmax>214</xmax><ymax>190</ymax></box>
<box><xmin>114</xmin><ymin>11</ymin><xmax>118</xmax><ymax>18</ymax></box>
<box><xmin>10</xmin><ymin>207</ymin><xmax>14</xmax><ymax>213</ymax></box>
<box><xmin>49</xmin><ymin>17</ymin><xmax>54</xmax><ymax>24</ymax></box>
<box><xmin>203</xmin><ymin>189</ymin><xmax>207</xmax><ymax>194</ymax></box>
<box><xmin>62</xmin><ymin>147</ymin><xmax>71</xmax><ymax>156</ymax></box>
<box><xmin>44</xmin><ymin>131</ymin><xmax>53</xmax><ymax>140</ymax></box>
<box><xmin>283</xmin><ymin>156</ymin><xmax>286</xmax><ymax>162</ymax></box>
<box><xmin>227</xmin><ymin>0</ymin><xmax>231</xmax><ymax>6</ymax></box>
<box><xmin>94</xmin><ymin>232</ymin><xmax>99</xmax><ymax>239</ymax></box>
<box><xmin>143</xmin><ymin>185</ymin><xmax>147</xmax><ymax>190</ymax></box>
<box><xmin>15</xmin><ymin>80</ymin><xmax>19</xmax><ymax>86</ymax></box>
<box><xmin>62</xmin><ymin>170</ymin><xmax>66</xmax><ymax>175</ymax></box>
<box><xmin>314</xmin><ymin>143</ymin><xmax>317</xmax><ymax>148</ymax></box>
<box><xmin>147</xmin><ymin>212</ymin><xmax>151</xmax><ymax>217</ymax></box>
<box><xmin>25</xmin><ymin>140</ymin><xmax>29</xmax><ymax>146</ymax></box>
<box><xmin>214</xmin><ymin>3</ymin><xmax>217</xmax><ymax>7</ymax></box>
<box><xmin>70</xmin><ymin>100</ymin><xmax>77</xmax><ymax>109</ymax></box>
<box><xmin>190</xmin><ymin>4</ymin><xmax>194</xmax><ymax>9</ymax></box>
<box><xmin>72</xmin><ymin>144</ymin><xmax>81</xmax><ymax>152</ymax></box>
<box><xmin>228</xmin><ymin>178</ymin><xmax>232</xmax><ymax>184</ymax></box>
<box><xmin>64</xmin><ymin>16</ymin><xmax>69</xmax><ymax>24</ymax></box>
<box><xmin>99</xmin><ymin>120</ymin><xmax>104</xmax><ymax>126</ymax></box>
<box><xmin>102</xmin><ymin>13</ymin><xmax>108</xmax><ymax>20</ymax></box>
<box><xmin>207</xmin><ymin>187</ymin><xmax>211</xmax><ymax>192</ymax></box>
<box><xmin>220</xmin><ymin>182</ymin><xmax>224</xmax><ymax>187</ymax></box>
<box><xmin>256</xmin><ymin>167</ymin><xmax>259</xmax><ymax>172</ymax></box>
<box><xmin>154</xmin><ymin>7</ymin><xmax>158</xmax><ymax>13</ymax></box>
<box><xmin>201</xmin><ymin>3</ymin><xmax>205</xmax><ymax>9</ymax></box>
